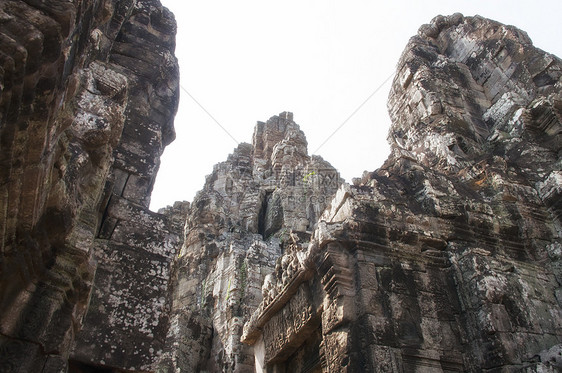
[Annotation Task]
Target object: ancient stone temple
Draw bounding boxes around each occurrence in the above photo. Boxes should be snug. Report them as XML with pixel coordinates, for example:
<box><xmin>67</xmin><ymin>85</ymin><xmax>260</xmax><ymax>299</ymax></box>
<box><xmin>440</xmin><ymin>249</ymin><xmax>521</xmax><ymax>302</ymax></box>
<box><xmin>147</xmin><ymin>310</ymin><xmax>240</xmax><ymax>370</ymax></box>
<box><xmin>0</xmin><ymin>2</ymin><xmax>561</xmax><ymax>373</ymax></box>
<box><xmin>156</xmin><ymin>112</ymin><xmax>343</xmax><ymax>372</ymax></box>
<box><xmin>242</xmin><ymin>14</ymin><xmax>562</xmax><ymax>373</ymax></box>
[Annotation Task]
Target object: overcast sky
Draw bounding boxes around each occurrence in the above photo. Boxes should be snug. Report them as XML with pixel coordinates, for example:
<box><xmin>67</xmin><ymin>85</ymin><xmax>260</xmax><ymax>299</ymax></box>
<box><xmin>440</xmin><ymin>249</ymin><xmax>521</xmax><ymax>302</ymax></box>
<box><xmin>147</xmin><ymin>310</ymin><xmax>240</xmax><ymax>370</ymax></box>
<box><xmin>150</xmin><ymin>0</ymin><xmax>562</xmax><ymax>210</ymax></box>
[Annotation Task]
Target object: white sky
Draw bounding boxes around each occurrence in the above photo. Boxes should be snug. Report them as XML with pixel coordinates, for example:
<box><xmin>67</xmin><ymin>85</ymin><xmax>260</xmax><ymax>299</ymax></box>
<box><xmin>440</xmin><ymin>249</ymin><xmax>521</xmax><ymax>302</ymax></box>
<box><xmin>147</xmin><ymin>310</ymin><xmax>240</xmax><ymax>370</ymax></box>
<box><xmin>150</xmin><ymin>0</ymin><xmax>562</xmax><ymax>210</ymax></box>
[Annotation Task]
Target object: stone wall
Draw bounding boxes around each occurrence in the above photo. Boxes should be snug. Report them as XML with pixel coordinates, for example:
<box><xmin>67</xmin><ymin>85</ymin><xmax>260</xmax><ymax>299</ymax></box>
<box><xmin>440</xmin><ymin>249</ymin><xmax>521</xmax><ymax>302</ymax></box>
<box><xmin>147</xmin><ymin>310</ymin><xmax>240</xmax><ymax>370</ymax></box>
<box><xmin>159</xmin><ymin>113</ymin><xmax>343</xmax><ymax>372</ymax></box>
<box><xmin>0</xmin><ymin>1</ymin><xmax>180</xmax><ymax>372</ymax></box>
<box><xmin>2</xmin><ymin>5</ymin><xmax>561</xmax><ymax>373</ymax></box>
<box><xmin>242</xmin><ymin>14</ymin><xmax>562</xmax><ymax>373</ymax></box>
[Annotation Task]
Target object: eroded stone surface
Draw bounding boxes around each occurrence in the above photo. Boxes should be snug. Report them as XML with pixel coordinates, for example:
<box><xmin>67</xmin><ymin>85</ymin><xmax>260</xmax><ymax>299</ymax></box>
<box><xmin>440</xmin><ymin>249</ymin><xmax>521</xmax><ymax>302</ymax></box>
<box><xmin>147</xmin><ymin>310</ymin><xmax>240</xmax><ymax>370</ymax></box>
<box><xmin>2</xmin><ymin>7</ymin><xmax>561</xmax><ymax>373</ymax></box>
<box><xmin>158</xmin><ymin>113</ymin><xmax>343</xmax><ymax>372</ymax></box>
<box><xmin>0</xmin><ymin>1</ymin><xmax>180</xmax><ymax>372</ymax></box>
<box><xmin>243</xmin><ymin>14</ymin><xmax>562</xmax><ymax>373</ymax></box>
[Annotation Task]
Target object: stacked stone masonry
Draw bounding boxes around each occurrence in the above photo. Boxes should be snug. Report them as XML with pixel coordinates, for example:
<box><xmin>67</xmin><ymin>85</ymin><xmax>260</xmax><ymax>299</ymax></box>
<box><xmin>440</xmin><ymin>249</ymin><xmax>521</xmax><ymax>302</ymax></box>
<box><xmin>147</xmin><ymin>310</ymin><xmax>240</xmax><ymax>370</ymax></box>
<box><xmin>1</xmin><ymin>4</ymin><xmax>561</xmax><ymax>373</ymax></box>
<box><xmin>0</xmin><ymin>0</ymin><xmax>180</xmax><ymax>372</ymax></box>
<box><xmin>157</xmin><ymin>113</ymin><xmax>343</xmax><ymax>372</ymax></box>
<box><xmin>242</xmin><ymin>14</ymin><xmax>562</xmax><ymax>373</ymax></box>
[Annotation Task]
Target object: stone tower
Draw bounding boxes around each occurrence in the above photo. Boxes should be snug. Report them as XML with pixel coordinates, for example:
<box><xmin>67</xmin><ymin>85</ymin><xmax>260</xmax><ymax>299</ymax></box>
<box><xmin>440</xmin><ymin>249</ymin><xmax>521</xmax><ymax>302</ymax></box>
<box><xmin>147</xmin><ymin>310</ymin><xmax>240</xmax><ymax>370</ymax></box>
<box><xmin>242</xmin><ymin>14</ymin><xmax>562</xmax><ymax>373</ymax></box>
<box><xmin>158</xmin><ymin>112</ymin><xmax>343</xmax><ymax>372</ymax></box>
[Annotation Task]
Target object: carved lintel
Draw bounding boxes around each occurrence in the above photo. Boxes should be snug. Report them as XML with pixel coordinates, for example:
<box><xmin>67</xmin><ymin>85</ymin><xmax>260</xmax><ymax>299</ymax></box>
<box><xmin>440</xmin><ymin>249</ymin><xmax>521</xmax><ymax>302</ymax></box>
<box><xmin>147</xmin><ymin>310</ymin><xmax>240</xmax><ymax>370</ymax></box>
<box><xmin>261</xmin><ymin>282</ymin><xmax>320</xmax><ymax>364</ymax></box>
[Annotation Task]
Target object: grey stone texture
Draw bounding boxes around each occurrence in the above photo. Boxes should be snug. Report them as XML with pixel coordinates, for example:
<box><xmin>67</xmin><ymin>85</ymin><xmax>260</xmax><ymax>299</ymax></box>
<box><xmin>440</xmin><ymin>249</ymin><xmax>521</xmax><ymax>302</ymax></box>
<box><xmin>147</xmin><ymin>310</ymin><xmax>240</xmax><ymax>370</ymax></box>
<box><xmin>0</xmin><ymin>0</ymin><xmax>180</xmax><ymax>372</ymax></box>
<box><xmin>158</xmin><ymin>113</ymin><xmax>343</xmax><ymax>372</ymax></box>
<box><xmin>1</xmin><ymin>5</ymin><xmax>561</xmax><ymax>373</ymax></box>
<box><xmin>243</xmin><ymin>14</ymin><xmax>562</xmax><ymax>373</ymax></box>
